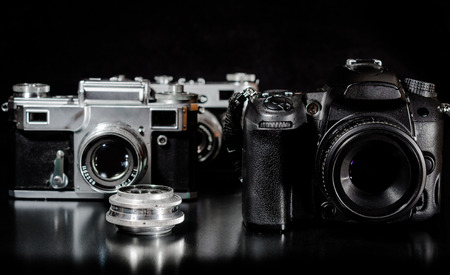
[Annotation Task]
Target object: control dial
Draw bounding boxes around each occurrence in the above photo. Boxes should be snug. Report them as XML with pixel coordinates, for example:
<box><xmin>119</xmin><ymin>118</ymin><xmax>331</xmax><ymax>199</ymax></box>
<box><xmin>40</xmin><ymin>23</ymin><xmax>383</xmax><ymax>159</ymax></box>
<box><xmin>403</xmin><ymin>78</ymin><xmax>437</xmax><ymax>98</ymax></box>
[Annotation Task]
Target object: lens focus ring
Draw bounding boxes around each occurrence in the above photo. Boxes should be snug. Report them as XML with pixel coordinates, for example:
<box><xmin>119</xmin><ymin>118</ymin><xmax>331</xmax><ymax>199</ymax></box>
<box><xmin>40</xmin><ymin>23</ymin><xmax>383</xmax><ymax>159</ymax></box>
<box><xmin>106</xmin><ymin>184</ymin><xmax>184</xmax><ymax>235</ymax></box>
<box><xmin>197</xmin><ymin>109</ymin><xmax>223</xmax><ymax>163</ymax></box>
<box><xmin>317</xmin><ymin>118</ymin><xmax>426</xmax><ymax>222</ymax></box>
<box><xmin>78</xmin><ymin>122</ymin><xmax>148</xmax><ymax>193</ymax></box>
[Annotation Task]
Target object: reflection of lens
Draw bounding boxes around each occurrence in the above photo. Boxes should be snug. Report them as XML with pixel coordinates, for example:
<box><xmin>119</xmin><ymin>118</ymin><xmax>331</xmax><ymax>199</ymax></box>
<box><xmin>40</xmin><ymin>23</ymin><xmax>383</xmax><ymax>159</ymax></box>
<box><xmin>92</xmin><ymin>140</ymin><xmax>133</xmax><ymax>181</ymax></box>
<box><xmin>79</xmin><ymin>123</ymin><xmax>147</xmax><ymax>193</ymax></box>
<box><xmin>317</xmin><ymin>119</ymin><xmax>426</xmax><ymax>222</ymax></box>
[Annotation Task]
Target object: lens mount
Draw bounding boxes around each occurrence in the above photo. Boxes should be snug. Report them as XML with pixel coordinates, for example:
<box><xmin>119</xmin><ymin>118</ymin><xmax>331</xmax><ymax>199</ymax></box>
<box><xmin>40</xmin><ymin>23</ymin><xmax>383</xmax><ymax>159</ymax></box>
<box><xmin>197</xmin><ymin>109</ymin><xmax>223</xmax><ymax>163</ymax></box>
<box><xmin>79</xmin><ymin>123</ymin><xmax>148</xmax><ymax>193</ymax></box>
<box><xmin>317</xmin><ymin>118</ymin><xmax>426</xmax><ymax>222</ymax></box>
<box><xmin>106</xmin><ymin>184</ymin><xmax>184</xmax><ymax>235</ymax></box>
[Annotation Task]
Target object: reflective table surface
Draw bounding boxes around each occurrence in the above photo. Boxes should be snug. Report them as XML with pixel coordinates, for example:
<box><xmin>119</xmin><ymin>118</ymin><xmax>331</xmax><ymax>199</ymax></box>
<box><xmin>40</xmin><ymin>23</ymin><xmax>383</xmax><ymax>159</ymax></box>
<box><xmin>2</xmin><ymin>187</ymin><xmax>450</xmax><ymax>274</ymax></box>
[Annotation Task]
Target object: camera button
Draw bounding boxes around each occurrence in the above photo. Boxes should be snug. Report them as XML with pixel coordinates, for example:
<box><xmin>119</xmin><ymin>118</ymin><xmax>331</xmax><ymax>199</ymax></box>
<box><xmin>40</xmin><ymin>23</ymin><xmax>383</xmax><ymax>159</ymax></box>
<box><xmin>198</xmin><ymin>95</ymin><xmax>208</xmax><ymax>103</ymax></box>
<box><xmin>264</xmin><ymin>95</ymin><xmax>293</xmax><ymax>111</ymax></box>
<box><xmin>417</xmin><ymin>107</ymin><xmax>429</xmax><ymax>118</ymax></box>
<box><xmin>423</xmin><ymin>154</ymin><xmax>435</xmax><ymax>174</ymax></box>
<box><xmin>321</xmin><ymin>202</ymin><xmax>336</xmax><ymax>218</ymax></box>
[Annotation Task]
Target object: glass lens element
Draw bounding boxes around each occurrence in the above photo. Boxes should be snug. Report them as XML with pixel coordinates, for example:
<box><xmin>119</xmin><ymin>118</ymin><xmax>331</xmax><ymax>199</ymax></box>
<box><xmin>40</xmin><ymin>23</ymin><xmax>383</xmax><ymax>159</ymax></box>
<box><xmin>348</xmin><ymin>140</ymin><xmax>409</xmax><ymax>195</ymax></box>
<box><xmin>92</xmin><ymin>142</ymin><xmax>131</xmax><ymax>181</ymax></box>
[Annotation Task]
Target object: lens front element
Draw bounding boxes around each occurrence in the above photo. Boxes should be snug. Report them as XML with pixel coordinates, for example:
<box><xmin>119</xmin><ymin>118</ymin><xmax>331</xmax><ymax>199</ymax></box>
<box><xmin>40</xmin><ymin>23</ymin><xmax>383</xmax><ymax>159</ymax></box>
<box><xmin>79</xmin><ymin>123</ymin><xmax>147</xmax><ymax>193</ymax></box>
<box><xmin>317</xmin><ymin>119</ymin><xmax>426</xmax><ymax>222</ymax></box>
<box><xmin>92</xmin><ymin>140</ymin><xmax>132</xmax><ymax>181</ymax></box>
<box><xmin>347</xmin><ymin>140</ymin><xmax>409</xmax><ymax>195</ymax></box>
<box><xmin>106</xmin><ymin>184</ymin><xmax>184</xmax><ymax>235</ymax></box>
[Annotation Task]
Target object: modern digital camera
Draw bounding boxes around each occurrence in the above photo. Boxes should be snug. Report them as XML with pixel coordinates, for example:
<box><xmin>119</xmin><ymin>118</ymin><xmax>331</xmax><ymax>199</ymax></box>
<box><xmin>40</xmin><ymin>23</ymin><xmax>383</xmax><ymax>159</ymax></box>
<box><xmin>3</xmin><ymin>76</ymin><xmax>199</xmax><ymax>199</ymax></box>
<box><xmin>224</xmin><ymin>59</ymin><xmax>446</xmax><ymax>230</ymax></box>
<box><xmin>150</xmin><ymin>73</ymin><xmax>258</xmax><ymax>186</ymax></box>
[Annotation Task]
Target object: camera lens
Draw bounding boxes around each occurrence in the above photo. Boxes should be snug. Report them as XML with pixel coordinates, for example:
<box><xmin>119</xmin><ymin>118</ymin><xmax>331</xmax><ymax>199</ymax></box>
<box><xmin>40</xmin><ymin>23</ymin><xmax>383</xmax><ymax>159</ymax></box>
<box><xmin>106</xmin><ymin>184</ymin><xmax>184</xmax><ymax>235</ymax></box>
<box><xmin>197</xmin><ymin>110</ymin><xmax>223</xmax><ymax>163</ymax></box>
<box><xmin>348</xmin><ymin>141</ymin><xmax>408</xmax><ymax>195</ymax></box>
<box><xmin>79</xmin><ymin>123</ymin><xmax>148</xmax><ymax>193</ymax></box>
<box><xmin>91</xmin><ymin>139</ymin><xmax>133</xmax><ymax>181</ymax></box>
<box><xmin>317</xmin><ymin>119</ymin><xmax>426</xmax><ymax>222</ymax></box>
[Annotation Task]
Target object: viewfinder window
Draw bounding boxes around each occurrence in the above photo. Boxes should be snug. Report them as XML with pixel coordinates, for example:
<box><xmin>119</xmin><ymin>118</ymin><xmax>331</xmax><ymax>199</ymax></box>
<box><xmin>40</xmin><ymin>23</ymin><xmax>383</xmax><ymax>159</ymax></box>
<box><xmin>152</xmin><ymin>110</ymin><xmax>177</xmax><ymax>127</ymax></box>
<box><xmin>27</xmin><ymin>110</ymin><xmax>49</xmax><ymax>124</ymax></box>
<box><xmin>219</xmin><ymin>90</ymin><xmax>234</xmax><ymax>100</ymax></box>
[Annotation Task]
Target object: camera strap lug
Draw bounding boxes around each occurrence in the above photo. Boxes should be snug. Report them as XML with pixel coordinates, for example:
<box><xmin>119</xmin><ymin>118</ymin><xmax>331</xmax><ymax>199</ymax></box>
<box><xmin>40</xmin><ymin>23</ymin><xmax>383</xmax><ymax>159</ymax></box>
<box><xmin>438</xmin><ymin>103</ymin><xmax>450</xmax><ymax>116</ymax></box>
<box><xmin>232</xmin><ymin>87</ymin><xmax>258</xmax><ymax>105</ymax></box>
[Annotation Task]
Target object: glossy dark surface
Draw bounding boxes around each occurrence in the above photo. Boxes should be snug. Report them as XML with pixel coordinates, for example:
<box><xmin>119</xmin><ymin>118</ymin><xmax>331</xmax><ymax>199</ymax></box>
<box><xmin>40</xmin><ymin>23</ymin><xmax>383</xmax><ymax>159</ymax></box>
<box><xmin>1</xmin><ymin>186</ymin><xmax>450</xmax><ymax>275</ymax></box>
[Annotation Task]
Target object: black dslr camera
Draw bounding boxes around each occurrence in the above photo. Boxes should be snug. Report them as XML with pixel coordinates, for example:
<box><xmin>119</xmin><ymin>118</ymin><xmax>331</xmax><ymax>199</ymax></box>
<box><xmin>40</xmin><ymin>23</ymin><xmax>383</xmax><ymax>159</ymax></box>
<box><xmin>224</xmin><ymin>59</ymin><xmax>446</xmax><ymax>230</ymax></box>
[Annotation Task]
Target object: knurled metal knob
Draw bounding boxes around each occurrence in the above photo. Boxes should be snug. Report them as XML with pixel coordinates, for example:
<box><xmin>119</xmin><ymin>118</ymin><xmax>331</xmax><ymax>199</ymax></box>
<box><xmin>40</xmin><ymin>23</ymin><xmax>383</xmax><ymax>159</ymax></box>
<box><xmin>226</xmin><ymin>73</ymin><xmax>256</xmax><ymax>82</ymax></box>
<box><xmin>13</xmin><ymin>83</ymin><xmax>50</xmax><ymax>98</ymax></box>
<box><xmin>403</xmin><ymin>78</ymin><xmax>437</xmax><ymax>98</ymax></box>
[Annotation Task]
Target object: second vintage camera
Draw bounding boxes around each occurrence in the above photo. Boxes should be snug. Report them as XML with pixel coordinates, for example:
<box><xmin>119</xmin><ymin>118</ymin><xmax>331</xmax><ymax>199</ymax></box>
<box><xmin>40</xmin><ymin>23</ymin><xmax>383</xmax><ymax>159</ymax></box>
<box><xmin>4</xmin><ymin>76</ymin><xmax>199</xmax><ymax>199</ymax></box>
<box><xmin>225</xmin><ymin>59</ymin><xmax>445</xmax><ymax>230</ymax></box>
<box><xmin>150</xmin><ymin>73</ymin><xmax>258</xmax><ymax>186</ymax></box>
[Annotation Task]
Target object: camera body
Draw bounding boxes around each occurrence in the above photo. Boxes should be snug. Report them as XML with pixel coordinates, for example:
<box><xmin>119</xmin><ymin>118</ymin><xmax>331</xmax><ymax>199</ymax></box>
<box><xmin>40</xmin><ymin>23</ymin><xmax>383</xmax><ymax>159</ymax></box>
<box><xmin>238</xmin><ymin>59</ymin><xmax>444</xmax><ymax>229</ymax></box>
<box><xmin>150</xmin><ymin>73</ymin><xmax>258</xmax><ymax>186</ymax></box>
<box><xmin>4</xmin><ymin>76</ymin><xmax>199</xmax><ymax>199</ymax></box>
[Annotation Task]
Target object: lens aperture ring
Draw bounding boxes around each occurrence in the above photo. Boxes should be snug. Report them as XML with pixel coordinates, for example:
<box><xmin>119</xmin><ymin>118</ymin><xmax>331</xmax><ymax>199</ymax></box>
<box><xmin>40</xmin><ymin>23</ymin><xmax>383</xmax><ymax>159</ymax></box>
<box><xmin>106</xmin><ymin>184</ymin><xmax>185</xmax><ymax>235</ymax></box>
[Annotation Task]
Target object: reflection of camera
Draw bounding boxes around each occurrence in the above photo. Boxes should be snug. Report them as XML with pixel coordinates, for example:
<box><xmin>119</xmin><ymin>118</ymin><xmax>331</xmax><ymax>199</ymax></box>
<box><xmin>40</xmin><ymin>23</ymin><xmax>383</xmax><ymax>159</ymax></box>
<box><xmin>150</xmin><ymin>73</ymin><xmax>258</xmax><ymax>186</ymax></box>
<box><xmin>225</xmin><ymin>59</ymin><xmax>445</xmax><ymax>230</ymax></box>
<box><xmin>4</xmin><ymin>76</ymin><xmax>199</xmax><ymax>199</ymax></box>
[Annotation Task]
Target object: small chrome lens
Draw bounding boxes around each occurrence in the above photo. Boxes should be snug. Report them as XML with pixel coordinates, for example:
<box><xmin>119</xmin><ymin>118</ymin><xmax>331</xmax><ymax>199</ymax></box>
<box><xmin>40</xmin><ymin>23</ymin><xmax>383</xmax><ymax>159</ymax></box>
<box><xmin>106</xmin><ymin>184</ymin><xmax>184</xmax><ymax>235</ymax></box>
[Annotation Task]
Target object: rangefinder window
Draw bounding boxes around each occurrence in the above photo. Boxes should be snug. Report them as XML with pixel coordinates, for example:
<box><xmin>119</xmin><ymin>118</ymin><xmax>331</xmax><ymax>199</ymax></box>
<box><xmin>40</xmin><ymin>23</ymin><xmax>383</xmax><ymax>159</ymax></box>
<box><xmin>27</xmin><ymin>110</ymin><xmax>49</xmax><ymax>124</ymax></box>
<box><xmin>152</xmin><ymin>110</ymin><xmax>177</xmax><ymax>128</ymax></box>
<box><xmin>219</xmin><ymin>90</ymin><xmax>234</xmax><ymax>100</ymax></box>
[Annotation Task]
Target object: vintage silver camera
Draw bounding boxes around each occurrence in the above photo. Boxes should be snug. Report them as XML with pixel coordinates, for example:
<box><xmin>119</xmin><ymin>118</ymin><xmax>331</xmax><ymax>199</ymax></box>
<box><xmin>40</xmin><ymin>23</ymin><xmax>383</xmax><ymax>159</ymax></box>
<box><xmin>3</xmin><ymin>76</ymin><xmax>199</xmax><ymax>199</ymax></box>
<box><xmin>150</xmin><ymin>73</ymin><xmax>258</xmax><ymax>186</ymax></box>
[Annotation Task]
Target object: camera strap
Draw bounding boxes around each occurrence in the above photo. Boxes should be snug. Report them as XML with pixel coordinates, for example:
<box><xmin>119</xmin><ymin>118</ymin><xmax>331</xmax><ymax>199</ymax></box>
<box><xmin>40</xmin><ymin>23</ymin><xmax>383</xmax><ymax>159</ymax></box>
<box><xmin>223</xmin><ymin>87</ymin><xmax>258</xmax><ymax>183</ymax></box>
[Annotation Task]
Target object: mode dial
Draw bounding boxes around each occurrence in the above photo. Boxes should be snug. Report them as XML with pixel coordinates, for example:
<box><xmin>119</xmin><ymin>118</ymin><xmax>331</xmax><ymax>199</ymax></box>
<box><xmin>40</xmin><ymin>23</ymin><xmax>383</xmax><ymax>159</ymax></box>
<box><xmin>264</xmin><ymin>95</ymin><xmax>293</xmax><ymax>111</ymax></box>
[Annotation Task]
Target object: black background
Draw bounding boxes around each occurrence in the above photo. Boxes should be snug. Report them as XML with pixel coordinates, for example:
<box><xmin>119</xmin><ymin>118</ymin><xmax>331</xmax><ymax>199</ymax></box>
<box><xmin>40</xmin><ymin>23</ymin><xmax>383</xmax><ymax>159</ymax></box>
<box><xmin>1</xmin><ymin>1</ymin><xmax>450</xmax><ymax>273</ymax></box>
<box><xmin>2</xmin><ymin>1</ymin><xmax>450</xmax><ymax>95</ymax></box>
<box><xmin>2</xmin><ymin>0</ymin><xmax>450</xmax><ymax>191</ymax></box>
<box><xmin>2</xmin><ymin>0</ymin><xmax>450</xmax><ymax>168</ymax></box>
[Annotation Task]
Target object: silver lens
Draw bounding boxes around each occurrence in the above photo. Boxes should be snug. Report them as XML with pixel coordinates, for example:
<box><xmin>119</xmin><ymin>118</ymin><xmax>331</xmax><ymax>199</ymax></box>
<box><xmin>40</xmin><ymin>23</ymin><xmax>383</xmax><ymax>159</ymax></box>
<box><xmin>197</xmin><ymin>109</ymin><xmax>222</xmax><ymax>163</ymax></box>
<box><xmin>79</xmin><ymin>122</ymin><xmax>148</xmax><ymax>193</ymax></box>
<box><xmin>106</xmin><ymin>184</ymin><xmax>184</xmax><ymax>235</ymax></box>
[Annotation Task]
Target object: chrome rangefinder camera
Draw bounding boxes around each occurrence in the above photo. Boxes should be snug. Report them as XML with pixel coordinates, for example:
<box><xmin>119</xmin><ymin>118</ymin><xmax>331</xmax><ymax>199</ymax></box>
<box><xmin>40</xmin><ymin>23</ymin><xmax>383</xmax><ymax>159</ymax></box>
<box><xmin>225</xmin><ymin>59</ymin><xmax>445</xmax><ymax>230</ymax></box>
<box><xmin>150</xmin><ymin>73</ymin><xmax>258</xmax><ymax>185</ymax></box>
<box><xmin>4</xmin><ymin>76</ymin><xmax>199</xmax><ymax>199</ymax></box>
